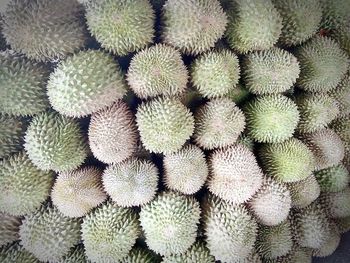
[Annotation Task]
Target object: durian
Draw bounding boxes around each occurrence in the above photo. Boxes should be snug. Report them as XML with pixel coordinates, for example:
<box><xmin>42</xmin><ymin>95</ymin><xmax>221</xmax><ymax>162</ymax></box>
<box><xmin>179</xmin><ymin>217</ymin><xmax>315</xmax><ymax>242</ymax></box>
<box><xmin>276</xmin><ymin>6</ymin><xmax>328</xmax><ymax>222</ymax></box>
<box><xmin>331</xmin><ymin>23</ymin><xmax>350</xmax><ymax>55</ymax></box>
<box><xmin>225</xmin><ymin>83</ymin><xmax>251</xmax><ymax>105</ymax></box>
<box><xmin>122</xmin><ymin>246</ymin><xmax>160</xmax><ymax>263</ymax></box>
<box><xmin>312</xmin><ymin>223</ymin><xmax>341</xmax><ymax>257</ymax></box>
<box><xmin>287</xmin><ymin>175</ymin><xmax>320</xmax><ymax>209</ymax></box>
<box><xmin>0</xmin><ymin>243</ymin><xmax>39</xmax><ymax>263</ymax></box>
<box><xmin>315</xmin><ymin>164</ymin><xmax>349</xmax><ymax>193</ymax></box>
<box><xmin>328</xmin><ymin>73</ymin><xmax>350</xmax><ymax>117</ymax></box>
<box><xmin>264</xmin><ymin>247</ymin><xmax>312</xmax><ymax>263</ymax></box>
<box><xmin>0</xmin><ymin>212</ymin><xmax>21</xmax><ymax>247</ymax></box>
<box><xmin>320</xmin><ymin>0</ymin><xmax>350</xmax><ymax>30</ymax></box>
<box><xmin>0</xmin><ymin>114</ymin><xmax>25</xmax><ymax>159</ymax></box>
<box><xmin>59</xmin><ymin>245</ymin><xmax>88</xmax><ymax>263</ymax></box>
<box><xmin>320</xmin><ymin>188</ymin><xmax>350</xmax><ymax>218</ymax></box>
<box><xmin>330</xmin><ymin>115</ymin><xmax>350</xmax><ymax>145</ymax></box>
<box><xmin>47</xmin><ymin>50</ymin><xmax>127</xmax><ymax>118</ymax></box>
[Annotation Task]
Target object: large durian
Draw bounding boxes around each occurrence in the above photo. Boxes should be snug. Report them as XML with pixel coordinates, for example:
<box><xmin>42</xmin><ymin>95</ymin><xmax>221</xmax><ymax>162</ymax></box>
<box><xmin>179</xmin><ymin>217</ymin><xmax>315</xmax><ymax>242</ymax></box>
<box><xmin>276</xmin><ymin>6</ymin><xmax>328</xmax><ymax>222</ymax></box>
<box><xmin>0</xmin><ymin>212</ymin><xmax>21</xmax><ymax>247</ymax></box>
<box><xmin>312</xmin><ymin>223</ymin><xmax>341</xmax><ymax>258</ymax></box>
<box><xmin>0</xmin><ymin>243</ymin><xmax>39</xmax><ymax>263</ymax></box>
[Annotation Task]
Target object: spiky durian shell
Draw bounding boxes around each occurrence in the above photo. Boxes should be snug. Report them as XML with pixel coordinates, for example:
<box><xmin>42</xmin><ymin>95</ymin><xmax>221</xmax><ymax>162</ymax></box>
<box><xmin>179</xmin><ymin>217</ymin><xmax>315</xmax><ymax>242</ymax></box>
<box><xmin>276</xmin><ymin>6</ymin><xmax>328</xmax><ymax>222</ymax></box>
<box><xmin>294</xmin><ymin>36</ymin><xmax>349</xmax><ymax>93</ymax></box>
<box><xmin>59</xmin><ymin>246</ymin><xmax>88</xmax><ymax>263</ymax></box>
<box><xmin>127</xmin><ymin>44</ymin><xmax>188</xmax><ymax>99</ymax></box>
<box><xmin>202</xmin><ymin>194</ymin><xmax>258</xmax><ymax>262</ymax></box>
<box><xmin>0</xmin><ymin>115</ymin><xmax>26</xmax><ymax>159</ymax></box>
<box><xmin>264</xmin><ymin>247</ymin><xmax>312</xmax><ymax>263</ymax></box>
<box><xmin>0</xmin><ymin>52</ymin><xmax>50</xmax><ymax>116</ymax></box>
<box><xmin>24</xmin><ymin>112</ymin><xmax>88</xmax><ymax>172</ymax></box>
<box><xmin>320</xmin><ymin>188</ymin><xmax>350</xmax><ymax>218</ymax></box>
<box><xmin>0</xmin><ymin>152</ymin><xmax>54</xmax><ymax>216</ymax></box>
<box><xmin>82</xmin><ymin>201</ymin><xmax>140</xmax><ymax>263</ymax></box>
<box><xmin>193</xmin><ymin>98</ymin><xmax>245</xmax><ymax>150</ymax></box>
<box><xmin>140</xmin><ymin>191</ymin><xmax>201</xmax><ymax>256</ymax></box>
<box><xmin>225</xmin><ymin>0</ymin><xmax>282</xmax><ymax>53</ymax></box>
<box><xmin>244</xmin><ymin>95</ymin><xmax>299</xmax><ymax>143</ymax></box>
<box><xmin>273</xmin><ymin>0</ymin><xmax>322</xmax><ymax>46</ymax></box>
<box><xmin>295</xmin><ymin>93</ymin><xmax>339</xmax><ymax>133</ymax></box>
<box><xmin>242</xmin><ymin>48</ymin><xmax>300</xmax><ymax>95</ymax></box>
<box><xmin>208</xmin><ymin>144</ymin><xmax>263</xmax><ymax>204</ymax></box>
<box><xmin>255</xmin><ymin>221</ymin><xmax>293</xmax><ymax>259</ymax></box>
<box><xmin>320</xmin><ymin>0</ymin><xmax>350</xmax><ymax>30</ymax></box>
<box><xmin>136</xmin><ymin>97</ymin><xmax>194</xmax><ymax>154</ymax></box>
<box><xmin>0</xmin><ymin>213</ymin><xmax>21</xmax><ymax>247</ymax></box>
<box><xmin>86</xmin><ymin>0</ymin><xmax>155</xmax><ymax>56</ymax></box>
<box><xmin>312</xmin><ymin>223</ymin><xmax>341</xmax><ymax>257</ymax></box>
<box><xmin>328</xmin><ymin>73</ymin><xmax>350</xmax><ymax>117</ymax></box>
<box><xmin>330</xmin><ymin>115</ymin><xmax>350</xmax><ymax>144</ymax></box>
<box><xmin>315</xmin><ymin>164</ymin><xmax>349</xmax><ymax>193</ymax></box>
<box><xmin>1</xmin><ymin>0</ymin><xmax>87</xmax><ymax>62</ymax></box>
<box><xmin>88</xmin><ymin>101</ymin><xmax>138</xmax><ymax>164</ymax></box>
<box><xmin>300</xmin><ymin>128</ymin><xmax>345</xmax><ymax>170</ymax></box>
<box><xmin>47</xmin><ymin>50</ymin><xmax>127</xmax><ymax>118</ymax></box>
<box><xmin>122</xmin><ymin>246</ymin><xmax>160</xmax><ymax>263</ymax></box>
<box><xmin>20</xmin><ymin>206</ymin><xmax>81</xmax><ymax>262</ymax></box>
<box><xmin>102</xmin><ymin>158</ymin><xmax>158</xmax><ymax>207</ymax></box>
<box><xmin>259</xmin><ymin>138</ymin><xmax>314</xmax><ymax>183</ymax></box>
<box><xmin>163</xmin><ymin>144</ymin><xmax>208</xmax><ymax>195</ymax></box>
<box><xmin>0</xmin><ymin>243</ymin><xmax>39</xmax><ymax>263</ymax></box>
<box><xmin>190</xmin><ymin>49</ymin><xmax>240</xmax><ymax>98</ymax></box>
<box><xmin>286</xmin><ymin>175</ymin><xmax>320</xmax><ymax>209</ymax></box>
<box><xmin>162</xmin><ymin>0</ymin><xmax>228</xmax><ymax>55</ymax></box>
<box><xmin>248</xmin><ymin>177</ymin><xmax>291</xmax><ymax>226</ymax></box>
<box><xmin>335</xmin><ymin>216</ymin><xmax>350</xmax><ymax>233</ymax></box>
<box><xmin>225</xmin><ymin>83</ymin><xmax>251</xmax><ymax>105</ymax></box>
<box><xmin>331</xmin><ymin>23</ymin><xmax>350</xmax><ymax>55</ymax></box>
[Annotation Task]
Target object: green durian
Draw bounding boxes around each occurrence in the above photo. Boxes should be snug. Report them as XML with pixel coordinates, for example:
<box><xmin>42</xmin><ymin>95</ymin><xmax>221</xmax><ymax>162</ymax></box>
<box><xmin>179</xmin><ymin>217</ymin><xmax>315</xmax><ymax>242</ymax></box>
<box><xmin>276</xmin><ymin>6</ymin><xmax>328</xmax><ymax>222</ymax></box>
<box><xmin>0</xmin><ymin>243</ymin><xmax>39</xmax><ymax>263</ymax></box>
<box><xmin>59</xmin><ymin>246</ymin><xmax>89</xmax><ymax>263</ymax></box>
<box><xmin>312</xmin><ymin>223</ymin><xmax>341</xmax><ymax>257</ymax></box>
<box><xmin>0</xmin><ymin>212</ymin><xmax>21</xmax><ymax>247</ymax></box>
<box><xmin>320</xmin><ymin>0</ymin><xmax>350</xmax><ymax>30</ymax></box>
<box><xmin>315</xmin><ymin>164</ymin><xmax>349</xmax><ymax>193</ymax></box>
<box><xmin>320</xmin><ymin>188</ymin><xmax>350</xmax><ymax>218</ymax></box>
<box><xmin>328</xmin><ymin>73</ymin><xmax>350</xmax><ymax>117</ymax></box>
<box><xmin>122</xmin><ymin>246</ymin><xmax>160</xmax><ymax>263</ymax></box>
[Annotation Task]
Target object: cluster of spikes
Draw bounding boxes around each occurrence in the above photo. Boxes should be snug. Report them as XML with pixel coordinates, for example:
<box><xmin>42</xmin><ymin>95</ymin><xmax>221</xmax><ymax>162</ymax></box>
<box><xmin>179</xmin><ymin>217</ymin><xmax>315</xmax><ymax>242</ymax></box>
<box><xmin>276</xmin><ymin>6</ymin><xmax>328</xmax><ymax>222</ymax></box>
<box><xmin>0</xmin><ymin>0</ymin><xmax>350</xmax><ymax>262</ymax></box>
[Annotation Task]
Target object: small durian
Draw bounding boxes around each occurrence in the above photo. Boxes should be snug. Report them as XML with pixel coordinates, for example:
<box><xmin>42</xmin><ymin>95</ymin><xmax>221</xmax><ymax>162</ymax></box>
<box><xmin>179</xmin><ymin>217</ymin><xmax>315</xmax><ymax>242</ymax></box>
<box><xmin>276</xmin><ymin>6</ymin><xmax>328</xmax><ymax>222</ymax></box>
<box><xmin>248</xmin><ymin>177</ymin><xmax>291</xmax><ymax>226</ymax></box>
<box><xmin>85</xmin><ymin>0</ymin><xmax>155</xmax><ymax>56</ymax></box>
<box><xmin>295</xmin><ymin>93</ymin><xmax>339</xmax><ymax>133</ymax></box>
<box><xmin>320</xmin><ymin>188</ymin><xmax>350</xmax><ymax>218</ymax></box>
<box><xmin>136</xmin><ymin>97</ymin><xmax>194</xmax><ymax>154</ymax></box>
<box><xmin>127</xmin><ymin>44</ymin><xmax>188</xmax><ymax>99</ymax></box>
<box><xmin>20</xmin><ymin>206</ymin><xmax>81</xmax><ymax>262</ymax></box>
<box><xmin>193</xmin><ymin>98</ymin><xmax>245</xmax><ymax>150</ymax></box>
<box><xmin>59</xmin><ymin>245</ymin><xmax>88</xmax><ymax>263</ymax></box>
<box><xmin>259</xmin><ymin>138</ymin><xmax>314</xmax><ymax>183</ymax></box>
<box><xmin>225</xmin><ymin>0</ymin><xmax>282</xmax><ymax>53</ymax></box>
<box><xmin>52</xmin><ymin>167</ymin><xmax>107</xmax><ymax>218</ymax></box>
<box><xmin>88</xmin><ymin>101</ymin><xmax>138</xmax><ymax>164</ymax></box>
<box><xmin>315</xmin><ymin>164</ymin><xmax>350</xmax><ymax>193</ymax></box>
<box><xmin>286</xmin><ymin>175</ymin><xmax>320</xmax><ymax>209</ymax></box>
<box><xmin>47</xmin><ymin>50</ymin><xmax>127</xmax><ymax>118</ymax></box>
<box><xmin>225</xmin><ymin>83</ymin><xmax>251</xmax><ymax>105</ymax></box>
<box><xmin>312</xmin><ymin>223</ymin><xmax>341</xmax><ymax>257</ymax></box>
<box><xmin>140</xmin><ymin>191</ymin><xmax>201</xmax><ymax>256</ymax></box>
<box><xmin>328</xmin><ymin>73</ymin><xmax>350</xmax><ymax>117</ymax></box>
<box><xmin>82</xmin><ymin>201</ymin><xmax>140</xmax><ymax>263</ymax></box>
<box><xmin>163</xmin><ymin>144</ymin><xmax>208</xmax><ymax>195</ymax></box>
<box><xmin>0</xmin><ymin>212</ymin><xmax>21</xmax><ymax>247</ymax></box>
<box><xmin>24</xmin><ymin>112</ymin><xmax>88</xmax><ymax>172</ymax></box>
<box><xmin>273</xmin><ymin>0</ymin><xmax>322</xmax><ymax>46</ymax></box>
<box><xmin>162</xmin><ymin>0</ymin><xmax>228</xmax><ymax>55</ymax></box>
<box><xmin>1</xmin><ymin>0</ymin><xmax>87</xmax><ymax>61</ymax></box>
<box><xmin>255</xmin><ymin>221</ymin><xmax>293</xmax><ymax>259</ymax></box>
<box><xmin>0</xmin><ymin>243</ymin><xmax>39</xmax><ymax>263</ymax></box>
<box><xmin>330</xmin><ymin>115</ymin><xmax>350</xmax><ymax>144</ymax></box>
<box><xmin>0</xmin><ymin>152</ymin><xmax>54</xmax><ymax>216</ymax></box>
<box><xmin>122</xmin><ymin>246</ymin><xmax>160</xmax><ymax>263</ymax></box>
<box><xmin>102</xmin><ymin>158</ymin><xmax>158</xmax><ymax>207</ymax></box>
<box><xmin>190</xmin><ymin>49</ymin><xmax>240</xmax><ymax>98</ymax></box>
<box><xmin>244</xmin><ymin>95</ymin><xmax>299</xmax><ymax>143</ymax></box>
<box><xmin>202</xmin><ymin>194</ymin><xmax>258</xmax><ymax>262</ymax></box>
<box><xmin>294</xmin><ymin>36</ymin><xmax>349</xmax><ymax>93</ymax></box>
<box><xmin>242</xmin><ymin>48</ymin><xmax>300</xmax><ymax>95</ymax></box>
<box><xmin>208</xmin><ymin>144</ymin><xmax>263</xmax><ymax>204</ymax></box>
<box><xmin>320</xmin><ymin>0</ymin><xmax>350</xmax><ymax>30</ymax></box>
<box><xmin>0</xmin><ymin>52</ymin><xmax>50</xmax><ymax>116</ymax></box>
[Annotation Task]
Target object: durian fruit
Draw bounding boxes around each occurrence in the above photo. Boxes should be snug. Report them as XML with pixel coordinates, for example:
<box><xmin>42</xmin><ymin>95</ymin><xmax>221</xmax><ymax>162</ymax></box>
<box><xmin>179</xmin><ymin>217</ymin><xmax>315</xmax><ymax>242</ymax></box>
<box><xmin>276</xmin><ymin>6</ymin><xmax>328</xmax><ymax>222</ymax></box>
<box><xmin>330</xmin><ymin>115</ymin><xmax>350</xmax><ymax>144</ymax></box>
<box><xmin>273</xmin><ymin>0</ymin><xmax>322</xmax><ymax>46</ymax></box>
<box><xmin>295</xmin><ymin>93</ymin><xmax>339</xmax><ymax>133</ymax></box>
<box><xmin>0</xmin><ymin>152</ymin><xmax>54</xmax><ymax>216</ymax></box>
<box><xmin>300</xmin><ymin>128</ymin><xmax>345</xmax><ymax>170</ymax></box>
<box><xmin>88</xmin><ymin>101</ymin><xmax>138</xmax><ymax>164</ymax></box>
<box><xmin>82</xmin><ymin>201</ymin><xmax>140</xmax><ymax>263</ymax></box>
<box><xmin>0</xmin><ymin>115</ymin><xmax>26</xmax><ymax>159</ymax></box>
<box><xmin>315</xmin><ymin>164</ymin><xmax>349</xmax><ymax>193</ymax></box>
<box><xmin>47</xmin><ymin>50</ymin><xmax>127</xmax><ymax>118</ymax></box>
<box><xmin>312</xmin><ymin>223</ymin><xmax>341</xmax><ymax>257</ymax></box>
<box><xmin>225</xmin><ymin>0</ymin><xmax>282</xmax><ymax>53</ymax></box>
<box><xmin>102</xmin><ymin>158</ymin><xmax>158</xmax><ymax>207</ymax></box>
<box><xmin>255</xmin><ymin>221</ymin><xmax>293</xmax><ymax>259</ymax></box>
<box><xmin>140</xmin><ymin>191</ymin><xmax>201</xmax><ymax>256</ymax></box>
<box><xmin>127</xmin><ymin>44</ymin><xmax>188</xmax><ymax>99</ymax></box>
<box><xmin>0</xmin><ymin>52</ymin><xmax>50</xmax><ymax>116</ymax></box>
<box><xmin>294</xmin><ymin>36</ymin><xmax>349</xmax><ymax>93</ymax></box>
<box><xmin>161</xmin><ymin>0</ymin><xmax>228</xmax><ymax>55</ymax></box>
<box><xmin>136</xmin><ymin>97</ymin><xmax>194</xmax><ymax>154</ymax></box>
<box><xmin>190</xmin><ymin>49</ymin><xmax>240</xmax><ymax>98</ymax></box>
<box><xmin>85</xmin><ymin>0</ymin><xmax>155</xmax><ymax>56</ymax></box>
<box><xmin>259</xmin><ymin>138</ymin><xmax>315</xmax><ymax>183</ymax></box>
<box><xmin>208</xmin><ymin>144</ymin><xmax>263</xmax><ymax>204</ymax></box>
<box><xmin>287</xmin><ymin>175</ymin><xmax>320</xmax><ymax>209</ymax></box>
<box><xmin>244</xmin><ymin>95</ymin><xmax>299</xmax><ymax>143</ymax></box>
<box><xmin>242</xmin><ymin>48</ymin><xmax>300</xmax><ymax>95</ymax></box>
<box><xmin>320</xmin><ymin>188</ymin><xmax>350</xmax><ymax>218</ymax></box>
<box><xmin>225</xmin><ymin>83</ymin><xmax>251</xmax><ymax>105</ymax></box>
<box><xmin>0</xmin><ymin>212</ymin><xmax>21</xmax><ymax>247</ymax></box>
<box><xmin>162</xmin><ymin>240</ymin><xmax>215</xmax><ymax>263</ymax></box>
<box><xmin>122</xmin><ymin>246</ymin><xmax>160</xmax><ymax>263</ymax></box>
<box><xmin>163</xmin><ymin>144</ymin><xmax>208</xmax><ymax>195</ymax></box>
<box><xmin>59</xmin><ymin>245</ymin><xmax>88</xmax><ymax>263</ymax></box>
<box><xmin>329</xmin><ymin>73</ymin><xmax>350</xmax><ymax>117</ymax></box>
<box><xmin>320</xmin><ymin>0</ymin><xmax>350</xmax><ymax>30</ymax></box>
<box><xmin>331</xmin><ymin>23</ymin><xmax>350</xmax><ymax>55</ymax></box>
<box><xmin>248</xmin><ymin>177</ymin><xmax>291</xmax><ymax>226</ymax></box>
<box><xmin>335</xmin><ymin>216</ymin><xmax>350</xmax><ymax>233</ymax></box>
<box><xmin>24</xmin><ymin>112</ymin><xmax>88</xmax><ymax>172</ymax></box>
<box><xmin>264</xmin><ymin>247</ymin><xmax>312</xmax><ymax>263</ymax></box>
<box><xmin>202</xmin><ymin>194</ymin><xmax>258</xmax><ymax>262</ymax></box>
<box><xmin>290</xmin><ymin>203</ymin><xmax>331</xmax><ymax>249</ymax></box>
<box><xmin>52</xmin><ymin>167</ymin><xmax>107</xmax><ymax>218</ymax></box>
<box><xmin>1</xmin><ymin>0</ymin><xmax>87</xmax><ymax>62</ymax></box>
<box><xmin>20</xmin><ymin>206</ymin><xmax>81</xmax><ymax>262</ymax></box>
<box><xmin>193</xmin><ymin>98</ymin><xmax>246</xmax><ymax>150</ymax></box>
<box><xmin>0</xmin><ymin>243</ymin><xmax>39</xmax><ymax>263</ymax></box>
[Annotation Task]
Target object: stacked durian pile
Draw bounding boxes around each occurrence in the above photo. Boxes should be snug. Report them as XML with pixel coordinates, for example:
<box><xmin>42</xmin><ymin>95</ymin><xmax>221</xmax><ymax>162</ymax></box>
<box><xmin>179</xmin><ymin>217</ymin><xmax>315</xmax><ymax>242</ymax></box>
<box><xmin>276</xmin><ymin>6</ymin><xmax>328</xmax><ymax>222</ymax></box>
<box><xmin>0</xmin><ymin>0</ymin><xmax>350</xmax><ymax>262</ymax></box>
